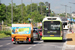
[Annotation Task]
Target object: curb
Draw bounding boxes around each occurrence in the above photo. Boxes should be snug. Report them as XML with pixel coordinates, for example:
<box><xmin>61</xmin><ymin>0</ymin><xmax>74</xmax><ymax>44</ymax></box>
<box><xmin>65</xmin><ymin>42</ymin><xmax>75</xmax><ymax>47</ymax></box>
<box><xmin>62</xmin><ymin>41</ymin><xmax>75</xmax><ymax>50</ymax></box>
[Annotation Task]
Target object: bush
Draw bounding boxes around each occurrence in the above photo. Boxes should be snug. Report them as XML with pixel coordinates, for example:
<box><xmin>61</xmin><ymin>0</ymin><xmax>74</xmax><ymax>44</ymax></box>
<box><xmin>0</xmin><ymin>33</ymin><xmax>10</xmax><ymax>38</ymax></box>
<box><xmin>0</xmin><ymin>31</ymin><xmax>5</xmax><ymax>34</ymax></box>
<box><xmin>0</xmin><ymin>31</ymin><xmax>11</xmax><ymax>35</ymax></box>
<box><xmin>4</xmin><ymin>31</ymin><xmax>11</xmax><ymax>35</ymax></box>
<box><xmin>7</xmin><ymin>24</ymin><xmax>11</xmax><ymax>26</ymax></box>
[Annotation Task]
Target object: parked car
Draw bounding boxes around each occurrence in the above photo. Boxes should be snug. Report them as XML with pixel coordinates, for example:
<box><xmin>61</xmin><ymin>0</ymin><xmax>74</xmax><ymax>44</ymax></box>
<box><xmin>33</xmin><ymin>28</ymin><xmax>40</xmax><ymax>40</ymax></box>
<box><xmin>38</xmin><ymin>29</ymin><xmax>42</xmax><ymax>38</ymax></box>
<box><xmin>33</xmin><ymin>27</ymin><xmax>38</xmax><ymax>31</ymax></box>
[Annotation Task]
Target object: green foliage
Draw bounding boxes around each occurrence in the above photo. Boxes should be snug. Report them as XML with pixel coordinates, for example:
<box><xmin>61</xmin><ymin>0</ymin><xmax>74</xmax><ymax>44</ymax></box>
<box><xmin>7</xmin><ymin>24</ymin><xmax>11</xmax><ymax>26</ymax></box>
<box><xmin>0</xmin><ymin>31</ymin><xmax>11</xmax><ymax>35</ymax></box>
<box><xmin>59</xmin><ymin>13</ymin><xmax>65</xmax><ymax>17</ymax></box>
<box><xmin>73</xmin><ymin>18</ymin><xmax>75</xmax><ymax>19</ymax></box>
<box><xmin>0</xmin><ymin>2</ymin><xmax>54</xmax><ymax>26</ymax></box>
<box><xmin>4</xmin><ymin>31</ymin><xmax>11</xmax><ymax>35</ymax></box>
<box><xmin>30</xmin><ymin>11</ymin><xmax>44</xmax><ymax>23</ymax></box>
<box><xmin>0</xmin><ymin>4</ymin><xmax>6</xmax><ymax>22</ymax></box>
<box><xmin>0</xmin><ymin>33</ymin><xmax>10</xmax><ymax>38</ymax></box>
<box><xmin>39</xmin><ymin>2</ymin><xmax>45</xmax><ymax>6</ymax></box>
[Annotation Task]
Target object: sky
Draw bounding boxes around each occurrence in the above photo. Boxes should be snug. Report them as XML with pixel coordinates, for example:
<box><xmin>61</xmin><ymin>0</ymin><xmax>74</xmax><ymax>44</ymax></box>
<box><xmin>1</xmin><ymin>0</ymin><xmax>75</xmax><ymax>13</ymax></box>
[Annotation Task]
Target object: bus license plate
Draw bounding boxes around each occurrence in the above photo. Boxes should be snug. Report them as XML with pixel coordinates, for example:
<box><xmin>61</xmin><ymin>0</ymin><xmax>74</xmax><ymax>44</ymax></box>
<box><xmin>19</xmin><ymin>39</ymin><xmax>24</xmax><ymax>41</ymax></box>
<box><xmin>50</xmin><ymin>35</ymin><xmax>54</xmax><ymax>36</ymax></box>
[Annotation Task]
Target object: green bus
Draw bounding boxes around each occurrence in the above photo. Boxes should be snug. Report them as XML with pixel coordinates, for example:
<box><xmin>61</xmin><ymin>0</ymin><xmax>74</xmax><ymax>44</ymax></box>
<box><xmin>42</xmin><ymin>17</ymin><xmax>68</xmax><ymax>42</ymax></box>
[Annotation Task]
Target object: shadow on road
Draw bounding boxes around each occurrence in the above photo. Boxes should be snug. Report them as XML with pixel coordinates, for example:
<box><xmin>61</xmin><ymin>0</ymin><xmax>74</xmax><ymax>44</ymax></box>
<box><xmin>0</xmin><ymin>37</ymin><xmax>11</xmax><ymax>40</ymax></box>
<box><xmin>15</xmin><ymin>42</ymin><xmax>40</xmax><ymax>45</ymax></box>
<box><xmin>43</xmin><ymin>40</ymin><xmax>66</xmax><ymax>42</ymax></box>
<box><xmin>66</xmin><ymin>38</ymin><xmax>72</xmax><ymax>41</ymax></box>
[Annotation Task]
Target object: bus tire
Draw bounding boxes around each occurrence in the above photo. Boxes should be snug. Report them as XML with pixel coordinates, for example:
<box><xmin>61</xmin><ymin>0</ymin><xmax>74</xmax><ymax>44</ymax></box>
<box><xmin>30</xmin><ymin>38</ymin><xmax>34</xmax><ymax>44</ymax></box>
<box><xmin>13</xmin><ymin>41</ymin><xmax>16</xmax><ymax>44</ymax></box>
<box><xmin>37</xmin><ymin>38</ymin><xmax>40</xmax><ymax>40</ymax></box>
<box><xmin>17</xmin><ymin>41</ymin><xmax>19</xmax><ymax>44</ymax></box>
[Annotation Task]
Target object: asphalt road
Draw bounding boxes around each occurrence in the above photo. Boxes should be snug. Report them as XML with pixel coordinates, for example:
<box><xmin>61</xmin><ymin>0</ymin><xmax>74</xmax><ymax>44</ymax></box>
<box><xmin>0</xmin><ymin>37</ymin><xmax>65</xmax><ymax>50</ymax></box>
<box><xmin>0</xmin><ymin>29</ymin><xmax>75</xmax><ymax>50</ymax></box>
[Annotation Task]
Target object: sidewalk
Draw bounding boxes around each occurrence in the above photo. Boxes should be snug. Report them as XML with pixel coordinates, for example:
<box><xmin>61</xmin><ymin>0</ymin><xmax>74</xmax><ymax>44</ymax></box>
<box><xmin>66</xmin><ymin>33</ymin><xmax>75</xmax><ymax>45</ymax></box>
<box><xmin>66</xmin><ymin>24</ymin><xmax>75</xmax><ymax>45</ymax></box>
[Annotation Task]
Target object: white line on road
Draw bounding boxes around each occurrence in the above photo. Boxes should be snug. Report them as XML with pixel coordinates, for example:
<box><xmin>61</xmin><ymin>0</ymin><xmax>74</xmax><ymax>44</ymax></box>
<box><xmin>6</xmin><ymin>43</ymin><xmax>11</xmax><ymax>45</ymax></box>
<box><xmin>38</xmin><ymin>41</ymin><xmax>43</xmax><ymax>44</ymax></box>
<box><xmin>28</xmin><ymin>47</ymin><xmax>32</xmax><ymax>49</ymax></box>
<box><xmin>33</xmin><ymin>45</ymin><xmax>36</xmax><ymax>46</ymax></box>
<box><xmin>0</xmin><ymin>45</ymin><xmax>3</xmax><ymax>47</ymax></box>
<box><xmin>62</xmin><ymin>40</ymin><xmax>67</xmax><ymax>50</ymax></box>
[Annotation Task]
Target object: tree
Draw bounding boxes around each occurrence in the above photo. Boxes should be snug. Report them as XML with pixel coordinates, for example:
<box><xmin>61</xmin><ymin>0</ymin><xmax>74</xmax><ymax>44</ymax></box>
<box><xmin>30</xmin><ymin>11</ymin><xmax>44</xmax><ymax>23</ymax></box>
<box><xmin>0</xmin><ymin>2</ymin><xmax>55</xmax><ymax>26</ymax></box>
<box><xmin>0</xmin><ymin>4</ymin><xmax>6</xmax><ymax>22</ymax></box>
<box><xmin>45</xmin><ymin>2</ymin><xmax>49</xmax><ymax>6</ymax></box>
<box><xmin>39</xmin><ymin>2</ymin><xmax>45</xmax><ymax>6</ymax></box>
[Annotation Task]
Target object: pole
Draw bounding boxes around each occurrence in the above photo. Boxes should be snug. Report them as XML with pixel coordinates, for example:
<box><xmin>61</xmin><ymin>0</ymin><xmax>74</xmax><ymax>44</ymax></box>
<box><xmin>0</xmin><ymin>0</ymin><xmax>1</xmax><ymax>3</ymax></box>
<box><xmin>31</xmin><ymin>0</ymin><xmax>32</xmax><ymax>12</ymax></box>
<box><xmin>49</xmin><ymin>3</ymin><xmax>50</xmax><ymax>15</ymax></box>
<box><xmin>6</xmin><ymin>6</ymin><xmax>7</xmax><ymax>25</ymax></box>
<box><xmin>11</xmin><ymin>0</ymin><xmax>13</xmax><ymax>24</ymax></box>
<box><xmin>65</xmin><ymin>5</ymin><xmax>67</xmax><ymax>17</ymax></box>
<box><xmin>70</xmin><ymin>6</ymin><xmax>71</xmax><ymax>16</ymax></box>
<box><xmin>37</xmin><ymin>3</ymin><xmax>38</xmax><ymax>12</ymax></box>
<box><xmin>69</xmin><ymin>6</ymin><xmax>72</xmax><ymax>32</ymax></box>
<box><xmin>21</xmin><ymin>0</ymin><xmax>23</xmax><ymax>23</ymax></box>
<box><xmin>61</xmin><ymin>5</ymin><xmax>68</xmax><ymax>17</ymax></box>
<box><xmin>41</xmin><ymin>5</ymin><xmax>42</xmax><ymax>14</ymax></box>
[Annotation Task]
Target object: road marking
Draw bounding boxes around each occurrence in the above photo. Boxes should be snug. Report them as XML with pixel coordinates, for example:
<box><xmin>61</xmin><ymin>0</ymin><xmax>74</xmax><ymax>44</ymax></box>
<box><xmin>38</xmin><ymin>41</ymin><xmax>43</xmax><ymax>44</ymax></box>
<box><xmin>33</xmin><ymin>45</ymin><xmax>36</xmax><ymax>46</ymax></box>
<box><xmin>28</xmin><ymin>47</ymin><xmax>32</xmax><ymax>49</ymax></box>
<box><xmin>40</xmin><ymin>41</ymin><xmax>43</xmax><ymax>42</ymax></box>
<box><xmin>50</xmin><ymin>45</ymin><xmax>56</xmax><ymax>46</ymax></box>
<box><xmin>0</xmin><ymin>45</ymin><xmax>3</xmax><ymax>47</ymax></box>
<box><xmin>6</xmin><ymin>43</ymin><xmax>11</xmax><ymax>45</ymax></box>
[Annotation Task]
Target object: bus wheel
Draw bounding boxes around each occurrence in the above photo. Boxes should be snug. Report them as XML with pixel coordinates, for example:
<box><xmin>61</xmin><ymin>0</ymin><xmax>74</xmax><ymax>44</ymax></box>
<box><xmin>30</xmin><ymin>38</ymin><xmax>34</xmax><ymax>44</ymax></box>
<box><xmin>17</xmin><ymin>41</ymin><xmax>19</xmax><ymax>44</ymax></box>
<box><xmin>37</xmin><ymin>38</ymin><xmax>40</xmax><ymax>41</ymax></box>
<box><xmin>13</xmin><ymin>41</ymin><xmax>16</xmax><ymax>44</ymax></box>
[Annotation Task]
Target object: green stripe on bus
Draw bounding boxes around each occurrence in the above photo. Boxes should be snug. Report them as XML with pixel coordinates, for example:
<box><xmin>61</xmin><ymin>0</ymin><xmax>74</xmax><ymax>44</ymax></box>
<box><xmin>42</xmin><ymin>37</ymin><xmax>62</xmax><ymax>40</ymax></box>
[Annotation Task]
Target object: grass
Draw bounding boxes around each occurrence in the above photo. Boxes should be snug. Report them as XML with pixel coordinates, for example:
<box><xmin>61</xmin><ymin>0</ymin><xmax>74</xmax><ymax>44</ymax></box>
<box><xmin>0</xmin><ymin>33</ymin><xmax>10</xmax><ymax>38</ymax></box>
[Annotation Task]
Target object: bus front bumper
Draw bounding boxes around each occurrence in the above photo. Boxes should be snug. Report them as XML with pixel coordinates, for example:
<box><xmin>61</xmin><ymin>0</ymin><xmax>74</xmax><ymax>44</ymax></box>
<box><xmin>42</xmin><ymin>37</ymin><xmax>63</xmax><ymax>40</ymax></box>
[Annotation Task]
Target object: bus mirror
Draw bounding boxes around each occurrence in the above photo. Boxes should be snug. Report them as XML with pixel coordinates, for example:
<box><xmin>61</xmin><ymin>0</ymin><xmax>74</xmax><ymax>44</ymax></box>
<box><xmin>63</xmin><ymin>22</ymin><xmax>67</xmax><ymax>25</ymax></box>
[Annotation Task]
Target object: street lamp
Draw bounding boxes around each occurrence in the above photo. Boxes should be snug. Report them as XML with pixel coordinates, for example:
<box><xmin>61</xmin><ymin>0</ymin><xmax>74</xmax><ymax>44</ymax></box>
<box><xmin>69</xmin><ymin>2</ymin><xmax>75</xmax><ymax>13</ymax></box>
<box><xmin>67</xmin><ymin>6</ymin><xmax>72</xmax><ymax>16</ymax></box>
<box><xmin>69</xmin><ymin>2</ymin><xmax>75</xmax><ymax>4</ymax></box>
<box><xmin>61</xmin><ymin>4</ymin><xmax>68</xmax><ymax>17</ymax></box>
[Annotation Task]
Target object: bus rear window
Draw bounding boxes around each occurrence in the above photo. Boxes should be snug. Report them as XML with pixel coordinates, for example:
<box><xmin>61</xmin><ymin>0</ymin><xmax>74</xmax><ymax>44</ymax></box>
<box><xmin>44</xmin><ymin>21</ymin><xmax>60</xmax><ymax>30</ymax></box>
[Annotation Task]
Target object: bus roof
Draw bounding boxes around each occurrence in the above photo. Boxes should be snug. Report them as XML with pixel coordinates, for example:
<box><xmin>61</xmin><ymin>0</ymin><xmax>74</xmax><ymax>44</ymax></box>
<box><xmin>42</xmin><ymin>17</ymin><xmax>62</xmax><ymax>22</ymax></box>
